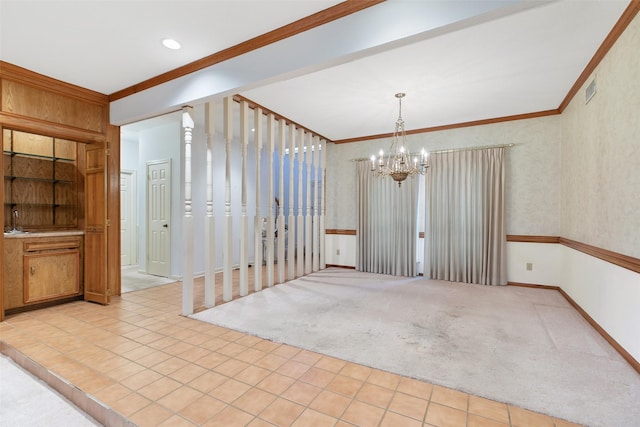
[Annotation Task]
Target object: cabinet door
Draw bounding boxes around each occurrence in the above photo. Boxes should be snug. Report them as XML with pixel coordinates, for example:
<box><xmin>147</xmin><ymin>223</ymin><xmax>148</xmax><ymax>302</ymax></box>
<box><xmin>84</xmin><ymin>144</ymin><xmax>109</xmax><ymax>304</ymax></box>
<box><xmin>24</xmin><ymin>250</ymin><xmax>79</xmax><ymax>303</ymax></box>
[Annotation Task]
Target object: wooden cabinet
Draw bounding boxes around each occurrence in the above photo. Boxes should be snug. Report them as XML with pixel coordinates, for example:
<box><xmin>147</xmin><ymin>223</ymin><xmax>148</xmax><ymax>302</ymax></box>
<box><xmin>3</xmin><ymin>129</ymin><xmax>78</xmax><ymax>231</ymax></box>
<box><xmin>3</xmin><ymin>233</ymin><xmax>83</xmax><ymax>312</ymax></box>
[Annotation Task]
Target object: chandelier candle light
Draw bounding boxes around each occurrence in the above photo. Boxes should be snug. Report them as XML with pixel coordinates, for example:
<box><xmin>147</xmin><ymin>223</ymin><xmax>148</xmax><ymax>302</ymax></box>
<box><xmin>371</xmin><ymin>93</ymin><xmax>428</xmax><ymax>186</ymax></box>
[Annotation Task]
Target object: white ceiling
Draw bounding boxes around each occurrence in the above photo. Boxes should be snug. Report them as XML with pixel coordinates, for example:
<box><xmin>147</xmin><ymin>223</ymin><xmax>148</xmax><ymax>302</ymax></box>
<box><xmin>0</xmin><ymin>0</ymin><xmax>632</xmax><ymax>142</ymax></box>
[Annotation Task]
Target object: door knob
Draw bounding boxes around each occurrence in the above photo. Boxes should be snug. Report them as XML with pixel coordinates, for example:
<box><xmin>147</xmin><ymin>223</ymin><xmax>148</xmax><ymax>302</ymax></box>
<box><xmin>163</xmin><ymin>224</ymin><xmax>168</xmax><ymax>228</ymax></box>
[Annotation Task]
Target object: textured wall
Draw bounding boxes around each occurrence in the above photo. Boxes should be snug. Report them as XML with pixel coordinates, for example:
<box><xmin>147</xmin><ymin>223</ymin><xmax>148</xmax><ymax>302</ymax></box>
<box><xmin>326</xmin><ymin>115</ymin><xmax>562</xmax><ymax>235</ymax></box>
<box><xmin>561</xmin><ymin>13</ymin><xmax>640</xmax><ymax>258</ymax></box>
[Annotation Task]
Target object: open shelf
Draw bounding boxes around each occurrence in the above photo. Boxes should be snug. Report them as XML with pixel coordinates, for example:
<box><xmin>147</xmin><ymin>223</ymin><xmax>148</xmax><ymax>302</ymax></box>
<box><xmin>3</xmin><ymin>129</ymin><xmax>78</xmax><ymax>229</ymax></box>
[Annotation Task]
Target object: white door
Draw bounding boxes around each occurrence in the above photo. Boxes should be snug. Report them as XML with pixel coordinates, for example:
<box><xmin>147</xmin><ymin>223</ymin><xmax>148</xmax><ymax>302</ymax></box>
<box><xmin>147</xmin><ymin>160</ymin><xmax>171</xmax><ymax>277</ymax></box>
<box><xmin>120</xmin><ymin>171</ymin><xmax>136</xmax><ymax>266</ymax></box>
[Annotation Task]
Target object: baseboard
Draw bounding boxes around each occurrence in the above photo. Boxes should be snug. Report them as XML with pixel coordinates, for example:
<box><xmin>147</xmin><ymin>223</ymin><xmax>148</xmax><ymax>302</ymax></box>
<box><xmin>325</xmin><ymin>264</ymin><xmax>356</xmax><ymax>269</ymax></box>
<box><xmin>508</xmin><ymin>281</ymin><xmax>640</xmax><ymax>375</ymax></box>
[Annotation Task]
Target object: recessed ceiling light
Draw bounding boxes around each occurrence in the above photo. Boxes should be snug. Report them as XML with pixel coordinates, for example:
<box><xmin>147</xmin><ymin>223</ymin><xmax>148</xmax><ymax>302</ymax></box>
<box><xmin>162</xmin><ymin>38</ymin><xmax>181</xmax><ymax>50</ymax></box>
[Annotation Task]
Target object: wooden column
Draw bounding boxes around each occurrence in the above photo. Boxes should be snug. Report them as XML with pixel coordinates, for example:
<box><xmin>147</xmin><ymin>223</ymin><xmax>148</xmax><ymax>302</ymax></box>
<box><xmin>253</xmin><ymin>108</ymin><xmax>264</xmax><ymax>291</ymax></box>
<box><xmin>287</xmin><ymin>125</ymin><xmax>296</xmax><ymax>281</ymax></box>
<box><xmin>305</xmin><ymin>132</ymin><xmax>313</xmax><ymax>274</ymax></box>
<box><xmin>182</xmin><ymin>106</ymin><xmax>195</xmax><ymax>315</ymax></box>
<box><xmin>312</xmin><ymin>136</ymin><xmax>320</xmax><ymax>272</ymax></box>
<box><xmin>239</xmin><ymin>101</ymin><xmax>249</xmax><ymax>296</ymax></box>
<box><xmin>277</xmin><ymin>120</ymin><xmax>286</xmax><ymax>284</ymax></box>
<box><xmin>223</xmin><ymin>97</ymin><xmax>233</xmax><ymax>302</ymax></box>
<box><xmin>266</xmin><ymin>114</ymin><xmax>276</xmax><ymax>287</ymax></box>
<box><xmin>320</xmin><ymin>139</ymin><xmax>327</xmax><ymax>270</ymax></box>
<box><xmin>204</xmin><ymin>102</ymin><xmax>215</xmax><ymax>307</ymax></box>
<box><xmin>296</xmin><ymin>128</ymin><xmax>305</xmax><ymax>278</ymax></box>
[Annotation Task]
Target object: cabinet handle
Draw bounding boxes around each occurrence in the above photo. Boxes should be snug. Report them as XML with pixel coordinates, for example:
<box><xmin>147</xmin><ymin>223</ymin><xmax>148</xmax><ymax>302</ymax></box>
<box><xmin>30</xmin><ymin>266</ymin><xmax>35</xmax><ymax>276</ymax></box>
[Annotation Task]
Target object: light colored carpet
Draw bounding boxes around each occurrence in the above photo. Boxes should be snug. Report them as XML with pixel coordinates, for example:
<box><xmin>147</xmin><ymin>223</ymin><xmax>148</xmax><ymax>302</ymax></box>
<box><xmin>192</xmin><ymin>268</ymin><xmax>640</xmax><ymax>427</ymax></box>
<box><xmin>0</xmin><ymin>355</ymin><xmax>100</xmax><ymax>426</ymax></box>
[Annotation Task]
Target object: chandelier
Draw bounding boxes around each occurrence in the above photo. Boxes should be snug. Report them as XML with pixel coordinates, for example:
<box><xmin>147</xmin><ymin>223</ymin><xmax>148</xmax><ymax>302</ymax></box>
<box><xmin>371</xmin><ymin>93</ymin><xmax>428</xmax><ymax>186</ymax></box>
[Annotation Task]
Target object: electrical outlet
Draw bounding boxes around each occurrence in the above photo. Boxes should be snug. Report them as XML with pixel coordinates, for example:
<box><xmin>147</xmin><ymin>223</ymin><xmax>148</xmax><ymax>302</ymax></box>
<box><xmin>336</xmin><ymin>249</ymin><xmax>340</xmax><ymax>255</ymax></box>
<box><xmin>526</xmin><ymin>263</ymin><xmax>533</xmax><ymax>271</ymax></box>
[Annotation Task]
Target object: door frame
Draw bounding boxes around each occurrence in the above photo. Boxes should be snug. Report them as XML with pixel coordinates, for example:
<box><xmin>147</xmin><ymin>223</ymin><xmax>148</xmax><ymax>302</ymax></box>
<box><xmin>146</xmin><ymin>159</ymin><xmax>171</xmax><ymax>277</ymax></box>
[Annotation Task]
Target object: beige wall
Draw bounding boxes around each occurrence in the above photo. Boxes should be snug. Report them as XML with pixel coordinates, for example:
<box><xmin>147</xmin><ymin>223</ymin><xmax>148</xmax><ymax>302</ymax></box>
<box><xmin>561</xmin><ymin>12</ymin><xmax>640</xmax><ymax>259</ymax></box>
<box><xmin>326</xmin><ymin>115</ymin><xmax>562</xmax><ymax>237</ymax></box>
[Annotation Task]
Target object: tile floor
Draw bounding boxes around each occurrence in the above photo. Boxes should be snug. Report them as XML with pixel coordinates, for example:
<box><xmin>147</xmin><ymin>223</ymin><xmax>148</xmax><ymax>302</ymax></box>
<box><xmin>121</xmin><ymin>265</ymin><xmax>177</xmax><ymax>293</ymax></box>
<box><xmin>0</xmin><ymin>273</ymin><xmax>584</xmax><ymax>427</ymax></box>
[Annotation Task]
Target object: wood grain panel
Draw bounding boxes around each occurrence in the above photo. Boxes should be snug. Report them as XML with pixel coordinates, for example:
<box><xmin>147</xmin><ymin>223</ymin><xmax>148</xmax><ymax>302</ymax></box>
<box><xmin>506</xmin><ymin>235</ymin><xmax>560</xmax><ymax>243</ymax></box>
<box><xmin>2</xmin><ymin>128</ymin><xmax>10</xmax><ymax>152</ymax></box>
<box><xmin>54</xmin><ymin>138</ymin><xmax>77</xmax><ymax>160</ymax></box>
<box><xmin>23</xmin><ymin>250</ymin><xmax>79</xmax><ymax>303</ymax></box>
<box><xmin>2</xmin><ymin>80</ymin><xmax>104</xmax><ymax>133</ymax></box>
<box><xmin>84</xmin><ymin>143</ymin><xmax>109</xmax><ymax>304</ymax></box>
<box><xmin>106</xmin><ymin>126</ymin><xmax>121</xmax><ymax>296</ymax></box>
<box><xmin>24</xmin><ymin>238</ymin><xmax>81</xmax><ymax>252</ymax></box>
<box><xmin>3</xmin><ymin>237</ymin><xmax>23</xmax><ymax>309</ymax></box>
<box><xmin>11</xmin><ymin>130</ymin><xmax>52</xmax><ymax>156</ymax></box>
<box><xmin>0</xmin><ymin>112</ymin><xmax>105</xmax><ymax>144</ymax></box>
<box><xmin>325</xmin><ymin>229</ymin><xmax>356</xmax><ymax>235</ymax></box>
<box><xmin>12</xmin><ymin>156</ymin><xmax>54</xmax><ymax>179</ymax></box>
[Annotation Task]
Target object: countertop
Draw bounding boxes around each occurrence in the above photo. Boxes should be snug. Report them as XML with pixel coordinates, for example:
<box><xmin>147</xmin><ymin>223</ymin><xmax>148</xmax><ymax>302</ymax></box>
<box><xmin>3</xmin><ymin>230</ymin><xmax>85</xmax><ymax>239</ymax></box>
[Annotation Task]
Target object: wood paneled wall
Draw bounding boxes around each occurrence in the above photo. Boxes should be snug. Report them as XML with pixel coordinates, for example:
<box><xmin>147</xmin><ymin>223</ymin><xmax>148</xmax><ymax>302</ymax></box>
<box><xmin>1</xmin><ymin>61</ymin><xmax>119</xmax><ymax>320</ymax></box>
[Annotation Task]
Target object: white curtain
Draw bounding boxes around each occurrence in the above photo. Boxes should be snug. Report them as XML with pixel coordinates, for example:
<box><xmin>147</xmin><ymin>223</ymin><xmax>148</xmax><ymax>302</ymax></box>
<box><xmin>427</xmin><ymin>147</ymin><xmax>506</xmax><ymax>286</ymax></box>
<box><xmin>356</xmin><ymin>161</ymin><xmax>419</xmax><ymax>276</ymax></box>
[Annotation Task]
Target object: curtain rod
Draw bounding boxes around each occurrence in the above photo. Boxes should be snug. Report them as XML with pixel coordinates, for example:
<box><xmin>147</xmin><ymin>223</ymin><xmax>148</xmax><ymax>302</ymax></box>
<box><xmin>350</xmin><ymin>143</ymin><xmax>514</xmax><ymax>162</ymax></box>
<box><xmin>429</xmin><ymin>143</ymin><xmax>515</xmax><ymax>154</ymax></box>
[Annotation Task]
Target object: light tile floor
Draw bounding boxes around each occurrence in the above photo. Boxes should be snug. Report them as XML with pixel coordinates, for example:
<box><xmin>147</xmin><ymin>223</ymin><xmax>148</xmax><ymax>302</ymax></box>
<box><xmin>0</xmin><ymin>272</ymin><xmax>584</xmax><ymax>427</ymax></box>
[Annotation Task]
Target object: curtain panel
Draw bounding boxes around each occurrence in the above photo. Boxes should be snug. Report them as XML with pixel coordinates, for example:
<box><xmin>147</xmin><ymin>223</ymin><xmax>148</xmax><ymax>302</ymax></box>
<box><xmin>356</xmin><ymin>160</ymin><xmax>419</xmax><ymax>277</ymax></box>
<box><xmin>427</xmin><ymin>147</ymin><xmax>506</xmax><ymax>286</ymax></box>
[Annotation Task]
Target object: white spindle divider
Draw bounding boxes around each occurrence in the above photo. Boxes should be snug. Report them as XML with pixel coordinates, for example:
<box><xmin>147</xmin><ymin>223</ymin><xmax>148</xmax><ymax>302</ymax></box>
<box><xmin>287</xmin><ymin>124</ymin><xmax>296</xmax><ymax>280</ymax></box>
<box><xmin>222</xmin><ymin>97</ymin><xmax>233</xmax><ymax>302</ymax></box>
<box><xmin>305</xmin><ymin>132</ymin><xmax>313</xmax><ymax>274</ymax></box>
<box><xmin>266</xmin><ymin>114</ymin><xmax>276</xmax><ymax>287</ymax></box>
<box><xmin>312</xmin><ymin>136</ymin><xmax>320</xmax><ymax>272</ymax></box>
<box><xmin>253</xmin><ymin>108</ymin><xmax>264</xmax><ymax>291</ymax></box>
<box><xmin>296</xmin><ymin>128</ymin><xmax>305</xmax><ymax>278</ymax></box>
<box><xmin>204</xmin><ymin>102</ymin><xmax>215</xmax><ymax>307</ymax></box>
<box><xmin>239</xmin><ymin>100</ymin><xmax>249</xmax><ymax>296</ymax></box>
<box><xmin>277</xmin><ymin>119</ymin><xmax>286</xmax><ymax>284</ymax></box>
<box><xmin>320</xmin><ymin>139</ymin><xmax>327</xmax><ymax>270</ymax></box>
<box><xmin>181</xmin><ymin>106</ymin><xmax>195</xmax><ymax>315</ymax></box>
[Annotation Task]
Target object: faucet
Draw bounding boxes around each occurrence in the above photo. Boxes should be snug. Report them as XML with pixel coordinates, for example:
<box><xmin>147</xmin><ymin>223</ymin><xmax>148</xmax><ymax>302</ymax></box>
<box><xmin>11</xmin><ymin>207</ymin><xmax>19</xmax><ymax>231</ymax></box>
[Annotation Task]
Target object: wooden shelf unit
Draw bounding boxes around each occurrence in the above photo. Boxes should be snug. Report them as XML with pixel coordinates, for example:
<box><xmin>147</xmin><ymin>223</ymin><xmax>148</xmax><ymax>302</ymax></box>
<box><xmin>3</xmin><ymin>129</ymin><xmax>79</xmax><ymax>230</ymax></box>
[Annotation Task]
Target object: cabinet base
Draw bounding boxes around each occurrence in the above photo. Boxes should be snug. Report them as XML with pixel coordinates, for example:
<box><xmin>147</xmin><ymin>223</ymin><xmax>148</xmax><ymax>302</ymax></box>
<box><xmin>4</xmin><ymin>295</ymin><xmax>83</xmax><ymax>316</ymax></box>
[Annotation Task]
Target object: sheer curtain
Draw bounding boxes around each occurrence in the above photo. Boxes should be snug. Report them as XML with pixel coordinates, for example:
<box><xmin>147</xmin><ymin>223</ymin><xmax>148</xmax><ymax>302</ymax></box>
<box><xmin>356</xmin><ymin>160</ymin><xmax>418</xmax><ymax>276</ymax></box>
<box><xmin>427</xmin><ymin>147</ymin><xmax>506</xmax><ymax>286</ymax></box>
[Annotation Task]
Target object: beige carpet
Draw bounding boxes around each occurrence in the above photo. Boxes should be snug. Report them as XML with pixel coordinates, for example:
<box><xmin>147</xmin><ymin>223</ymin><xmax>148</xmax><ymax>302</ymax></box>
<box><xmin>192</xmin><ymin>268</ymin><xmax>640</xmax><ymax>427</ymax></box>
